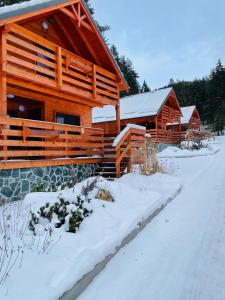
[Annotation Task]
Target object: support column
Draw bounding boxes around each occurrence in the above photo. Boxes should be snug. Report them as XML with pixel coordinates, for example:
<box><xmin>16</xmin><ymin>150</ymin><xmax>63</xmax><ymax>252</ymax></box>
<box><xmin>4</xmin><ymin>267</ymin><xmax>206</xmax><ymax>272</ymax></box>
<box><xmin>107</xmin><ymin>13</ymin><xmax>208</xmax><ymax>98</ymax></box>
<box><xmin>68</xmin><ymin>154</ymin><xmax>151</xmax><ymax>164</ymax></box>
<box><xmin>179</xmin><ymin>118</ymin><xmax>182</xmax><ymax>143</ymax></box>
<box><xmin>155</xmin><ymin>116</ymin><xmax>158</xmax><ymax>142</ymax></box>
<box><xmin>115</xmin><ymin>99</ymin><xmax>121</xmax><ymax>135</ymax></box>
<box><xmin>0</xmin><ymin>26</ymin><xmax>7</xmax><ymax>116</ymax></box>
<box><xmin>0</xmin><ymin>27</ymin><xmax>8</xmax><ymax>161</ymax></box>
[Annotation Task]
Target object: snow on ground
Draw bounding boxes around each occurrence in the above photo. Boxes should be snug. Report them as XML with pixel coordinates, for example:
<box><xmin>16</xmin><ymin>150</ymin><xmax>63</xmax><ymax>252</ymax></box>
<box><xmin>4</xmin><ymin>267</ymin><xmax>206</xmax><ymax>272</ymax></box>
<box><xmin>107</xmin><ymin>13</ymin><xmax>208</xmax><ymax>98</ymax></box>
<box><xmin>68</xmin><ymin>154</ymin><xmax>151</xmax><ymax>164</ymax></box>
<box><xmin>158</xmin><ymin>138</ymin><xmax>221</xmax><ymax>158</ymax></box>
<box><xmin>77</xmin><ymin>136</ymin><xmax>225</xmax><ymax>300</ymax></box>
<box><xmin>0</xmin><ymin>173</ymin><xmax>181</xmax><ymax>300</ymax></box>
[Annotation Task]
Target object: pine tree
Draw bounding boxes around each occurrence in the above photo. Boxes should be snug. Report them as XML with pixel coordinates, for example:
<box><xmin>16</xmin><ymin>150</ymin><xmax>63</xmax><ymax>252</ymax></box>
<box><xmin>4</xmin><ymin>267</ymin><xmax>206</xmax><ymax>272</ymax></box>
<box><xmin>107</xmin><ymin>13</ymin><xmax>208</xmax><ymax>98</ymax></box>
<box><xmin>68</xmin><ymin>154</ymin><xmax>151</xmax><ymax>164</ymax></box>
<box><xmin>165</xmin><ymin>60</ymin><xmax>225</xmax><ymax>132</ymax></box>
<box><xmin>83</xmin><ymin>0</ymin><xmax>110</xmax><ymax>36</ymax></box>
<box><xmin>0</xmin><ymin>0</ymin><xmax>27</xmax><ymax>6</ymax></box>
<box><xmin>110</xmin><ymin>45</ymin><xmax>140</xmax><ymax>97</ymax></box>
<box><xmin>168</xmin><ymin>78</ymin><xmax>175</xmax><ymax>86</ymax></box>
<box><xmin>207</xmin><ymin>60</ymin><xmax>225</xmax><ymax>133</ymax></box>
<box><xmin>141</xmin><ymin>81</ymin><xmax>151</xmax><ymax>93</ymax></box>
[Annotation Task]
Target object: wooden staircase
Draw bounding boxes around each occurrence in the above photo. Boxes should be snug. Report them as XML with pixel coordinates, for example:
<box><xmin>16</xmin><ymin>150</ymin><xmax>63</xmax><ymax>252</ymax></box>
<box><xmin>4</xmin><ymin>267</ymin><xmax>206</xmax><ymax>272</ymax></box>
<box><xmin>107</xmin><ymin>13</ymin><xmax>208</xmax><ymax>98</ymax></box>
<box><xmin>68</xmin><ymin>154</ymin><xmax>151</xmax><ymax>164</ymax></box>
<box><xmin>93</xmin><ymin>135</ymin><xmax>119</xmax><ymax>178</ymax></box>
<box><xmin>94</xmin><ymin>126</ymin><xmax>146</xmax><ymax>179</ymax></box>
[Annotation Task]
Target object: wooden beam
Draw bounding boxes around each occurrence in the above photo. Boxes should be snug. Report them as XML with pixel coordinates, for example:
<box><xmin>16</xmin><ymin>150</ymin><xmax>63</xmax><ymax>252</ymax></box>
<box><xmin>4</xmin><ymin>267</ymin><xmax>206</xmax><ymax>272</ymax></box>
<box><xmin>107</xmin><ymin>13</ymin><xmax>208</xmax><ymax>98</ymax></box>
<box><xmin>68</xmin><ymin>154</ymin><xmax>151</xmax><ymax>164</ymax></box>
<box><xmin>116</xmin><ymin>100</ymin><xmax>121</xmax><ymax>134</ymax></box>
<box><xmin>54</xmin><ymin>15</ymin><xmax>81</xmax><ymax>55</ymax></box>
<box><xmin>0</xmin><ymin>157</ymin><xmax>102</xmax><ymax>170</ymax></box>
<box><xmin>155</xmin><ymin>116</ymin><xmax>158</xmax><ymax>142</ymax></box>
<box><xmin>71</xmin><ymin>3</ymin><xmax>93</xmax><ymax>32</ymax></box>
<box><xmin>0</xmin><ymin>0</ymin><xmax>80</xmax><ymax>26</ymax></box>
<box><xmin>7</xmin><ymin>78</ymin><xmax>103</xmax><ymax>107</ymax></box>
<box><xmin>60</xmin><ymin>7</ymin><xmax>102</xmax><ymax>66</ymax></box>
<box><xmin>0</xmin><ymin>27</ymin><xmax>7</xmax><ymax>116</ymax></box>
<box><xmin>93</xmin><ymin>64</ymin><xmax>96</xmax><ymax>98</ymax></box>
<box><xmin>57</xmin><ymin>46</ymin><xmax>63</xmax><ymax>89</ymax></box>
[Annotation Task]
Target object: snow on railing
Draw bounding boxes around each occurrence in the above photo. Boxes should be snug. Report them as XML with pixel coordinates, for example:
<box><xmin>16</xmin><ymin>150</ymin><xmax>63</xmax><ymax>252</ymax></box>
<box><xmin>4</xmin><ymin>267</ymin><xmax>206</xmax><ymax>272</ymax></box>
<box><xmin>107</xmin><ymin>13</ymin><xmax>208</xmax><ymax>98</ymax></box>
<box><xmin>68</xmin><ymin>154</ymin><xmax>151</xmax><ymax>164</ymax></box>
<box><xmin>112</xmin><ymin>124</ymin><xmax>146</xmax><ymax>147</ymax></box>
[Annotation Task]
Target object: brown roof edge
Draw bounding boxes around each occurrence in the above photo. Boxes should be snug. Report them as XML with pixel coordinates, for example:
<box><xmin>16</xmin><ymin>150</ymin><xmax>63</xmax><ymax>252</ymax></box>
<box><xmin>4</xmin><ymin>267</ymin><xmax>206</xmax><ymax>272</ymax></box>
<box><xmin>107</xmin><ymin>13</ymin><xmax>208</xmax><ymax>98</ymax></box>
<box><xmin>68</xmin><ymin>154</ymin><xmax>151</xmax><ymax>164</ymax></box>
<box><xmin>0</xmin><ymin>0</ymin><xmax>128</xmax><ymax>90</ymax></box>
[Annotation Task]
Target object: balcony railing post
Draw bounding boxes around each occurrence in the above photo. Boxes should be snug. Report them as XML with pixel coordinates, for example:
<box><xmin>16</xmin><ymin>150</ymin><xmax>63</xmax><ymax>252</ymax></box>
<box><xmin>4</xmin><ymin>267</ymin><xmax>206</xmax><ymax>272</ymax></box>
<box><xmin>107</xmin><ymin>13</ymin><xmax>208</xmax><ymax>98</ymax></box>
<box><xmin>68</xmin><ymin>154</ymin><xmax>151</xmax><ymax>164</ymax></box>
<box><xmin>57</xmin><ymin>46</ymin><xmax>62</xmax><ymax>89</ymax></box>
<box><xmin>0</xmin><ymin>27</ymin><xmax>8</xmax><ymax>160</ymax></box>
<box><xmin>93</xmin><ymin>64</ymin><xmax>96</xmax><ymax>98</ymax></box>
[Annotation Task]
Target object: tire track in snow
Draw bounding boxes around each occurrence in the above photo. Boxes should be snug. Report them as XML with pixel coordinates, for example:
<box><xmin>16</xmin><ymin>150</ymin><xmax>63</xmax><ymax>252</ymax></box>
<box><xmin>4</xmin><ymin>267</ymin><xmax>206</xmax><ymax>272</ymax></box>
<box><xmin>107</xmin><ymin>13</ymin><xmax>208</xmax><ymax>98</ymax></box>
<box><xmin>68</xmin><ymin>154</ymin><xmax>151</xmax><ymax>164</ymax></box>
<box><xmin>77</xmin><ymin>139</ymin><xmax>225</xmax><ymax>300</ymax></box>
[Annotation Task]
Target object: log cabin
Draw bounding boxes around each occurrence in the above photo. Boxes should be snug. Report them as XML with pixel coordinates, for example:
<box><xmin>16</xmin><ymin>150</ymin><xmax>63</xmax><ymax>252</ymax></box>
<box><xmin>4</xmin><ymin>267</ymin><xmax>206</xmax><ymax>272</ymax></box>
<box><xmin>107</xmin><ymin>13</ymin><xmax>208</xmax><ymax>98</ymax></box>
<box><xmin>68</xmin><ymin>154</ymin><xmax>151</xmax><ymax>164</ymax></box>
<box><xmin>180</xmin><ymin>106</ymin><xmax>202</xmax><ymax>132</ymax></box>
<box><xmin>93</xmin><ymin>87</ymin><xmax>183</xmax><ymax>144</ymax></box>
<box><xmin>167</xmin><ymin>105</ymin><xmax>202</xmax><ymax>140</ymax></box>
<box><xmin>0</xmin><ymin>0</ymin><xmax>146</xmax><ymax>201</ymax></box>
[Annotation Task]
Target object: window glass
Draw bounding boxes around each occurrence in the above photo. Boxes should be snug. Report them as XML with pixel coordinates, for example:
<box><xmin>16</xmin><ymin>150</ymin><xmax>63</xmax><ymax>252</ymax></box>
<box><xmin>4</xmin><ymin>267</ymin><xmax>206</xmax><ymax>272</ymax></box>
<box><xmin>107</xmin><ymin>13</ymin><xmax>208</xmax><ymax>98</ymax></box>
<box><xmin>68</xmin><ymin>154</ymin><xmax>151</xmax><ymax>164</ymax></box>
<box><xmin>56</xmin><ymin>113</ymin><xmax>80</xmax><ymax>126</ymax></box>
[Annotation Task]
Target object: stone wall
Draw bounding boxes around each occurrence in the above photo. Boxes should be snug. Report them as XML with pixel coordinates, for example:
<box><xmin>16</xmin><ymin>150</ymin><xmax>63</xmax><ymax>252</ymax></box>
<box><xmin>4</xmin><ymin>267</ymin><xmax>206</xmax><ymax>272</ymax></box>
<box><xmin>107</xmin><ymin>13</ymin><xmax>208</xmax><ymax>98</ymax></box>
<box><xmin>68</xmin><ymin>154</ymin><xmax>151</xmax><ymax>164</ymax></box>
<box><xmin>0</xmin><ymin>164</ymin><xmax>98</xmax><ymax>203</ymax></box>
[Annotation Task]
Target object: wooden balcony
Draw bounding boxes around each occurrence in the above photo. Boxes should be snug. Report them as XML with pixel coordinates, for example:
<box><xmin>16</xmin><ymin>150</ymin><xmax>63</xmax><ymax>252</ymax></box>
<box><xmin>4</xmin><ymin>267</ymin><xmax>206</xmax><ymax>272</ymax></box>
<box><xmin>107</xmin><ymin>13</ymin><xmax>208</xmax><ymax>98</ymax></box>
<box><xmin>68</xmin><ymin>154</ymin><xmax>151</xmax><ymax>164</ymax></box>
<box><xmin>148</xmin><ymin>129</ymin><xmax>181</xmax><ymax>144</ymax></box>
<box><xmin>0</xmin><ymin>117</ymin><xmax>104</xmax><ymax>169</ymax></box>
<box><xmin>5</xmin><ymin>24</ymin><xmax>119</xmax><ymax>107</ymax></box>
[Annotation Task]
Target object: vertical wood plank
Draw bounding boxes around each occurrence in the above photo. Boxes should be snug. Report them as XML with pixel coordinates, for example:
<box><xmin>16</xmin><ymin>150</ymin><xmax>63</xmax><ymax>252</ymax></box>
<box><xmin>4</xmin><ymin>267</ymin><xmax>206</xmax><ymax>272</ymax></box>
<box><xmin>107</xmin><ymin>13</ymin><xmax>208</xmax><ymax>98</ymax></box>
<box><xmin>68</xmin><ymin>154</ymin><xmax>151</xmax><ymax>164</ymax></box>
<box><xmin>0</xmin><ymin>28</ymin><xmax>8</xmax><ymax>160</ymax></box>
<box><xmin>57</xmin><ymin>46</ymin><xmax>62</xmax><ymax>89</ymax></box>
<box><xmin>0</xmin><ymin>27</ymin><xmax>7</xmax><ymax>116</ymax></box>
<box><xmin>93</xmin><ymin>64</ymin><xmax>96</xmax><ymax>98</ymax></box>
<box><xmin>116</xmin><ymin>99</ymin><xmax>121</xmax><ymax>135</ymax></box>
<box><xmin>155</xmin><ymin>116</ymin><xmax>158</xmax><ymax>143</ymax></box>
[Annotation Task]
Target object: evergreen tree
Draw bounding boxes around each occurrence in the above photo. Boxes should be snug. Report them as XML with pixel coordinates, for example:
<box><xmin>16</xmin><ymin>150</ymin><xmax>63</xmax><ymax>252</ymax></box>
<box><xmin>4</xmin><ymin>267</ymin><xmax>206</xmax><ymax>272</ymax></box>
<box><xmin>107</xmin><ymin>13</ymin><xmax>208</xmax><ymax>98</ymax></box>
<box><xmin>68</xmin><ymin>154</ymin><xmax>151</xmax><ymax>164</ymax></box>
<box><xmin>0</xmin><ymin>0</ymin><xmax>27</xmax><ymax>6</ymax></box>
<box><xmin>207</xmin><ymin>60</ymin><xmax>225</xmax><ymax>133</ymax></box>
<box><xmin>83</xmin><ymin>0</ymin><xmax>110</xmax><ymax>36</ymax></box>
<box><xmin>166</xmin><ymin>59</ymin><xmax>225</xmax><ymax>133</ymax></box>
<box><xmin>110</xmin><ymin>45</ymin><xmax>140</xmax><ymax>97</ymax></box>
<box><xmin>141</xmin><ymin>80</ymin><xmax>151</xmax><ymax>93</ymax></box>
<box><xmin>168</xmin><ymin>78</ymin><xmax>175</xmax><ymax>86</ymax></box>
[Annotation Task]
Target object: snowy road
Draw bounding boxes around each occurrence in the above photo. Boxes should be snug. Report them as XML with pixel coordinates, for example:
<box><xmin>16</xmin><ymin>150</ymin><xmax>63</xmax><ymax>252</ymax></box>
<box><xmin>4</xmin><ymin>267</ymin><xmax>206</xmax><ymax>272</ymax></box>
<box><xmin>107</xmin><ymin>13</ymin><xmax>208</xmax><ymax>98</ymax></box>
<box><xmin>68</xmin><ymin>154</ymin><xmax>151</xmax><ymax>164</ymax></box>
<box><xmin>78</xmin><ymin>137</ymin><xmax>225</xmax><ymax>300</ymax></box>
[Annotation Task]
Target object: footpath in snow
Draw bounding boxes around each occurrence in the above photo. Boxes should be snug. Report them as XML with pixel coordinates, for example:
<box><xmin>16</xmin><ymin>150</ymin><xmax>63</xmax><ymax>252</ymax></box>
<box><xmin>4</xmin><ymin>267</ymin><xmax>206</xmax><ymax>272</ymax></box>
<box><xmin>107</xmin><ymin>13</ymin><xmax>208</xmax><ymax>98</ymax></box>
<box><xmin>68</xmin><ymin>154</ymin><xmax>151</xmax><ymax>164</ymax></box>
<box><xmin>78</xmin><ymin>136</ymin><xmax>225</xmax><ymax>300</ymax></box>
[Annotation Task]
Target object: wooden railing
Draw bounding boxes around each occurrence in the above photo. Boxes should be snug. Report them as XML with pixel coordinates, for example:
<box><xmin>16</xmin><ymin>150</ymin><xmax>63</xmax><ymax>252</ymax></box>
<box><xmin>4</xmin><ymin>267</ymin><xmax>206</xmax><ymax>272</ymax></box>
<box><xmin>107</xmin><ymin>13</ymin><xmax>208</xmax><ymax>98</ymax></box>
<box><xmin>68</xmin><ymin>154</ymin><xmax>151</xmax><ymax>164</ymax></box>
<box><xmin>0</xmin><ymin>117</ymin><xmax>104</xmax><ymax>161</ymax></box>
<box><xmin>114</xmin><ymin>126</ymin><xmax>146</xmax><ymax>177</ymax></box>
<box><xmin>148</xmin><ymin>129</ymin><xmax>181</xmax><ymax>144</ymax></box>
<box><xmin>5</xmin><ymin>24</ymin><xmax>119</xmax><ymax>105</ymax></box>
<box><xmin>161</xmin><ymin>105</ymin><xmax>181</xmax><ymax>121</ymax></box>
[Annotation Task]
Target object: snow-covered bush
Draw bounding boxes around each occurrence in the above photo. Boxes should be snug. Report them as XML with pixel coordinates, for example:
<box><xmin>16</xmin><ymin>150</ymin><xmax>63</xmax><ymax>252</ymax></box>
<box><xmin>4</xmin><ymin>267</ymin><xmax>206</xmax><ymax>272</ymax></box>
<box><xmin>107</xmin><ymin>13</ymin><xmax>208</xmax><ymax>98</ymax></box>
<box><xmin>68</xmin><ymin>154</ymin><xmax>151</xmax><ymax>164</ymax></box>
<box><xmin>180</xmin><ymin>140</ymin><xmax>208</xmax><ymax>151</ymax></box>
<box><xmin>30</xmin><ymin>195</ymin><xmax>93</xmax><ymax>234</ymax></box>
<box><xmin>158</xmin><ymin>159</ymin><xmax>178</xmax><ymax>175</ymax></box>
<box><xmin>29</xmin><ymin>177</ymin><xmax>98</xmax><ymax>234</ymax></box>
<box><xmin>31</xmin><ymin>179</ymin><xmax>74</xmax><ymax>193</ymax></box>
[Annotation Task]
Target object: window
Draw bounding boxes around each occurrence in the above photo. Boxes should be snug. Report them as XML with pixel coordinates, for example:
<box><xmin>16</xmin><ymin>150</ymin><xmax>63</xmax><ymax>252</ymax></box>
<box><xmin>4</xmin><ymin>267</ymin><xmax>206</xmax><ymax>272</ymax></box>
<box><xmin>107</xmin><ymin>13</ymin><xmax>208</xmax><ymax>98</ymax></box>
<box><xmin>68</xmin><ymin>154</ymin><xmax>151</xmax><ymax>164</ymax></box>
<box><xmin>56</xmin><ymin>113</ymin><xmax>80</xmax><ymax>126</ymax></box>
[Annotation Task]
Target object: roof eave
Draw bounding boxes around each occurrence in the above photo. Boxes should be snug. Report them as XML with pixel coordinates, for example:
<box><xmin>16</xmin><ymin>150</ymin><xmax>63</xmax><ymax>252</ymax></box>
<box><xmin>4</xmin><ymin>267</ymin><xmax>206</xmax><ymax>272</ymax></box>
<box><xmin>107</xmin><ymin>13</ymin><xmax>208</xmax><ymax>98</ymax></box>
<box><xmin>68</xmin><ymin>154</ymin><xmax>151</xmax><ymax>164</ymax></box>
<box><xmin>0</xmin><ymin>0</ymin><xmax>128</xmax><ymax>89</ymax></box>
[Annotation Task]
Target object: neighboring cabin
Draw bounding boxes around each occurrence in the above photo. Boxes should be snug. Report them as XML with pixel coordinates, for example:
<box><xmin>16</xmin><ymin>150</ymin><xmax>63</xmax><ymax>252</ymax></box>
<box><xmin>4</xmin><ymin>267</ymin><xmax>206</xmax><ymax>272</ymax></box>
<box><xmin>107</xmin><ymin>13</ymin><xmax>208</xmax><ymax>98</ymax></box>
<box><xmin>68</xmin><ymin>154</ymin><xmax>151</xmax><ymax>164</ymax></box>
<box><xmin>167</xmin><ymin>105</ymin><xmax>202</xmax><ymax>138</ymax></box>
<box><xmin>93</xmin><ymin>87</ymin><xmax>183</xmax><ymax>144</ymax></box>
<box><xmin>0</xmin><ymin>0</ymin><xmax>130</xmax><ymax>200</ymax></box>
<box><xmin>181</xmin><ymin>106</ymin><xmax>202</xmax><ymax>132</ymax></box>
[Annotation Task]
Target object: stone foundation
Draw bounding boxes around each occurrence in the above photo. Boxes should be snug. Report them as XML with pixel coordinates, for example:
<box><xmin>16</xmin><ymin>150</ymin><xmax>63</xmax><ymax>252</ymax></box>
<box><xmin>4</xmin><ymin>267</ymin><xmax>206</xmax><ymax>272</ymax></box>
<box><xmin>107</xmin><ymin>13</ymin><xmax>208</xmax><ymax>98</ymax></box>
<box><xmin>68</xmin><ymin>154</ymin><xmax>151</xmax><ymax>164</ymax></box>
<box><xmin>0</xmin><ymin>164</ymin><xmax>98</xmax><ymax>202</ymax></box>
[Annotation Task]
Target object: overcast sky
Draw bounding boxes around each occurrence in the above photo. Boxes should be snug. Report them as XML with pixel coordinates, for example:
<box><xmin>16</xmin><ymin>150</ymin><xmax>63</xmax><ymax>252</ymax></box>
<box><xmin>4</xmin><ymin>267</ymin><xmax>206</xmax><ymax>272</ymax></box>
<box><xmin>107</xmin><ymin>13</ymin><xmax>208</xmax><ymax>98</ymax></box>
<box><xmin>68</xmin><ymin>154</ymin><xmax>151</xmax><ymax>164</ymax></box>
<box><xmin>91</xmin><ymin>0</ymin><xmax>225</xmax><ymax>89</ymax></box>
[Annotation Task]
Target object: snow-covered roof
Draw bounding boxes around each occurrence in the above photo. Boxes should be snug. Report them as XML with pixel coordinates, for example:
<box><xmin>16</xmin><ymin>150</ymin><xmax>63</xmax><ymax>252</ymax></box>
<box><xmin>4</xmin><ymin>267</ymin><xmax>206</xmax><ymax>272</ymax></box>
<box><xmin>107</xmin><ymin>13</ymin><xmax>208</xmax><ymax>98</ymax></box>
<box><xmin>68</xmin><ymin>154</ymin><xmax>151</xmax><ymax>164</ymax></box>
<box><xmin>181</xmin><ymin>106</ymin><xmax>196</xmax><ymax>124</ymax></box>
<box><xmin>0</xmin><ymin>0</ymin><xmax>69</xmax><ymax>20</ymax></box>
<box><xmin>93</xmin><ymin>87</ymin><xmax>173</xmax><ymax>124</ymax></box>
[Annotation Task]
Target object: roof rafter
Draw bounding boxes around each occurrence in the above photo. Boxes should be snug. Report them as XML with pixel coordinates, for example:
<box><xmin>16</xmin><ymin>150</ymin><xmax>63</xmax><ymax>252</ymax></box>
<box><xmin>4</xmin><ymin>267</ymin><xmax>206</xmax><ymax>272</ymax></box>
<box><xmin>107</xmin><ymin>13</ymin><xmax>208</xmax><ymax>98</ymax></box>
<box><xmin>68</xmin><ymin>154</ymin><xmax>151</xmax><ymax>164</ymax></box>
<box><xmin>60</xmin><ymin>5</ymin><xmax>102</xmax><ymax>66</ymax></box>
<box><xmin>54</xmin><ymin>14</ymin><xmax>81</xmax><ymax>55</ymax></box>
<box><xmin>59</xmin><ymin>3</ymin><xmax>93</xmax><ymax>32</ymax></box>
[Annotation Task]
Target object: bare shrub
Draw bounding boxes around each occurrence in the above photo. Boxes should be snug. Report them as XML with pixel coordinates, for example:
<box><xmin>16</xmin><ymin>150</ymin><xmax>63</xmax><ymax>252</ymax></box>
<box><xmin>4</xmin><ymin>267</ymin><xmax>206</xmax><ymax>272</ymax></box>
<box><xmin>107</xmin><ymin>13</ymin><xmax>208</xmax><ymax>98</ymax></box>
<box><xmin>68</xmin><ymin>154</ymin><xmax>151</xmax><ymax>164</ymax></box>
<box><xmin>0</xmin><ymin>201</ymin><xmax>58</xmax><ymax>285</ymax></box>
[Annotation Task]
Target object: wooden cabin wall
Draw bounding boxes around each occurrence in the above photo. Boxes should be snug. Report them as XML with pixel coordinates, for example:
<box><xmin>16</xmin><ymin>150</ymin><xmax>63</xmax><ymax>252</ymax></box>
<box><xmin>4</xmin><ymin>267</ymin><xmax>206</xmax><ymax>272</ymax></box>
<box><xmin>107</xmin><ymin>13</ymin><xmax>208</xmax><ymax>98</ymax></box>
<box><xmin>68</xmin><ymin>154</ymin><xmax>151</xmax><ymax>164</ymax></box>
<box><xmin>8</xmin><ymin>96</ymin><xmax>92</xmax><ymax>127</ymax></box>
<box><xmin>44</xmin><ymin>100</ymin><xmax>92</xmax><ymax>127</ymax></box>
<box><xmin>93</xmin><ymin>116</ymin><xmax>156</xmax><ymax>135</ymax></box>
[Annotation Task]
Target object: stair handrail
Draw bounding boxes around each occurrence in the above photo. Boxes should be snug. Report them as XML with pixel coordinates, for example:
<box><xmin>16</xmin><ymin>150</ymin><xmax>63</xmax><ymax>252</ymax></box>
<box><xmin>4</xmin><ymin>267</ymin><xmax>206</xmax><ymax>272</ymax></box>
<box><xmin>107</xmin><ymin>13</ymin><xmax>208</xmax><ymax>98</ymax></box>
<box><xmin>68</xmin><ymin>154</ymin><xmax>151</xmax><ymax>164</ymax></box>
<box><xmin>113</xmin><ymin>124</ymin><xmax>146</xmax><ymax>177</ymax></box>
